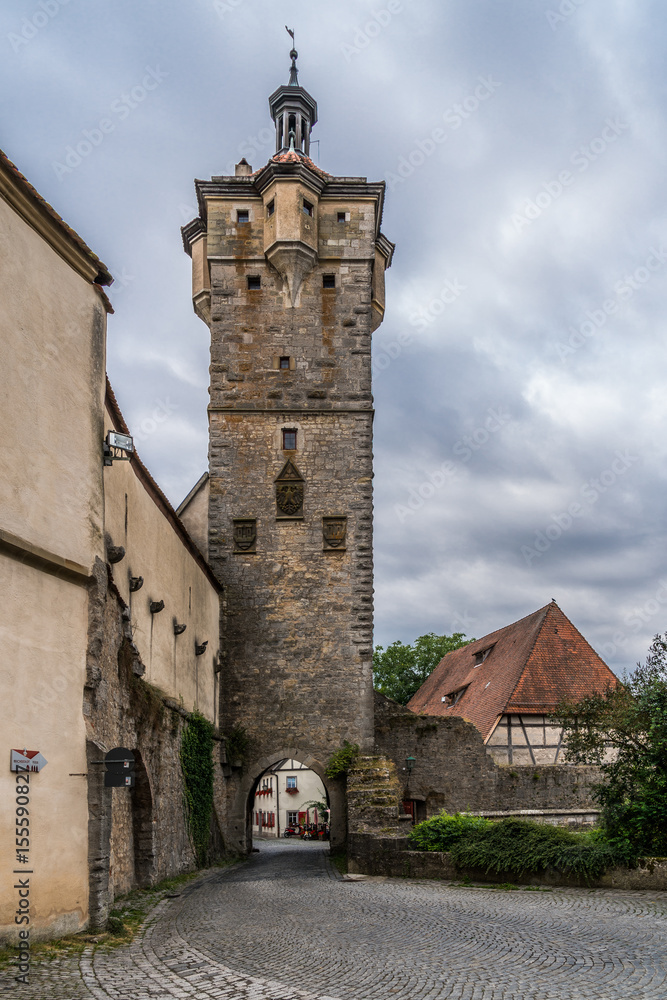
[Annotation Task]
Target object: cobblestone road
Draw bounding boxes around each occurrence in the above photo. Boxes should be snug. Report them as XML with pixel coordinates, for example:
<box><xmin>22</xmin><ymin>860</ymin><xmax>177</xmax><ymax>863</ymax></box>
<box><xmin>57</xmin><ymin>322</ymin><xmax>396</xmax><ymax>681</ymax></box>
<box><xmin>4</xmin><ymin>840</ymin><xmax>667</xmax><ymax>999</ymax></box>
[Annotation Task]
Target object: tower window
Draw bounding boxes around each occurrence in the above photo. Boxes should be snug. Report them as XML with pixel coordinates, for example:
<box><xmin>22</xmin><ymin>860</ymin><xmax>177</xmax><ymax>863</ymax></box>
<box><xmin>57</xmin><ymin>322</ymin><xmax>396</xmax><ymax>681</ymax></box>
<box><xmin>323</xmin><ymin>274</ymin><xmax>336</xmax><ymax>289</ymax></box>
<box><xmin>337</xmin><ymin>212</ymin><xmax>346</xmax><ymax>223</ymax></box>
<box><xmin>282</xmin><ymin>428</ymin><xmax>297</xmax><ymax>450</ymax></box>
<box><xmin>237</xmin><ymin>209</ymin><xmax>249</xmax><ymax>224</ymax></box>
<box><xmin>279</xmin><ymin>356</ymin><xmax>290</xmax><ymax>370</ymax></box>
<box><xmin>303</xmin><ymin>199</ymin><xmax>313</xmax><ymax>217</ymax></box>
<box><xmin>247</xmin><ymin>275</ymin><xmax>261</xmax><ymax>290</ymax></box>
<box><xmin>267</xmin><ymin>200</ymin><xmax>275</xmax><ymax>217</ymax></box>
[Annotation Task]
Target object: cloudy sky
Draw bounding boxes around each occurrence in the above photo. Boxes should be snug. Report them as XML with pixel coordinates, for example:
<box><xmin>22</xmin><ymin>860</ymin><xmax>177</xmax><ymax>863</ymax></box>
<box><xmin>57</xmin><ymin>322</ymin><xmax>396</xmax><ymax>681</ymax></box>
<box><xmin>3</xmin><ymin>0</ymin><xmax>667</xmax><ymax>675</ymax></box>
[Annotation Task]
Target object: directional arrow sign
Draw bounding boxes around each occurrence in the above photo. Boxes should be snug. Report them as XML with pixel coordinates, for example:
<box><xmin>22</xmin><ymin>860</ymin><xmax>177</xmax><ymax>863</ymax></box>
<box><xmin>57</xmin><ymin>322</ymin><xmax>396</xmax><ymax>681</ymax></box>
<box><xmin>11</xmin><ymin>750</ymin><xmax>47</xmax><ymax>773</ymax></box>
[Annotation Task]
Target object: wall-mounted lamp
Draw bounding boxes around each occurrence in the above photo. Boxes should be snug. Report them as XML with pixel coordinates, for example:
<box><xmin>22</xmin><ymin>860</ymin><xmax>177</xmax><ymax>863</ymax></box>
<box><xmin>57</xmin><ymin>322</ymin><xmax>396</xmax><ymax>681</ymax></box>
<box><xmin>195</xmin><ymin>640</ymin><xmax>208</xmax><ymax>656</ymax></box>
<box><xmin>107</xmin><ymin>545</ymin><xmax>125</xmax><ymax>564</ymax></box>
<box><xmin>103</xmin><ymin>430</ymin><xmax>134</xmax><ymax>467</ymax></box>
<box><xmin>129</xmin><ymin>576</ymin><xmax>144</xmax><ymax>592</ymax></box>
<box><xmin>150</xmin><ymin>600</ymin><xmax>165</xmax><ymax>614</ymax></box>
<box><xmin>405</xmin><ymin>756</ymin><xmax>416</xmax><ymax>775</ymax></box>
<box><xmin>174</xmin><ymin>622</ymin><xmax>187</xmax><ymax>636</ymax></box>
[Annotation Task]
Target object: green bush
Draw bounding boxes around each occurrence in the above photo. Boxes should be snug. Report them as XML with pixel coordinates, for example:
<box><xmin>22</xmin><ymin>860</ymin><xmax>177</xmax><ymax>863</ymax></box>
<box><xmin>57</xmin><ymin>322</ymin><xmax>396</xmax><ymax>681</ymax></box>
<box><xmin>325</xmin><ymin>741</ymin><xmax>359</xmax><ymax>779</ymax></box>
<box><xmin>408</xmin><ymin>812</ymin><xmax>492</xmax><ymax>851</ymax></box>
<box><xmin>408</xmin><ymin>813</ymin><xmax>637</xmax><ymax>880</ymax></box>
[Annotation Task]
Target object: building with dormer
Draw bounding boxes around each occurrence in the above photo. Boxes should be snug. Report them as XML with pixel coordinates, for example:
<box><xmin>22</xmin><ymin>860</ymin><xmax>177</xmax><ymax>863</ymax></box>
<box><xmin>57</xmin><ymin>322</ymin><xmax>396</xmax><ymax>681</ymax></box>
<box><xmin>407</xmin><ymin>601</ymin><xmax>618</xmax><ymax>765</ymax></box>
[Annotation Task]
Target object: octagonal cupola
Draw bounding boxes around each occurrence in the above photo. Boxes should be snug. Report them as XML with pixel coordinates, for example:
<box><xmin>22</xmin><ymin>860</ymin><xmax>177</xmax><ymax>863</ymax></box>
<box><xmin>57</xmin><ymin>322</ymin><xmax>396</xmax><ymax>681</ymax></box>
<box><xmin>269</xmin><ymin>33</ymin><xmax>318</xmax><ymax>156</ymax></box>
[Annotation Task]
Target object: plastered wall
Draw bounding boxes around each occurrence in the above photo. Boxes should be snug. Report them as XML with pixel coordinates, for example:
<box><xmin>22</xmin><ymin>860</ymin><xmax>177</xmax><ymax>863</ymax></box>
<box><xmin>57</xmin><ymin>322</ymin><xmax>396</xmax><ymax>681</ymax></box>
<box><xmin>0</xmin><ymin>185</ymin><xmax>107</xmax><ymax>941</ymax></box>
<box><xmin>103</xmin><ymin>407</ymin><xmax>220</xmax><ymax>723</ymax></box>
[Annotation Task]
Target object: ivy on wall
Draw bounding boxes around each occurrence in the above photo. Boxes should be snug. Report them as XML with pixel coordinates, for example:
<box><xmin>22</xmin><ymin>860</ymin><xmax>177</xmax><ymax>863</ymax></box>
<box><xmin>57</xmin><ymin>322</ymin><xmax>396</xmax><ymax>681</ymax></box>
<box><xmin>179</xmin><ymin>711</ymin><xmax>214</xmax><ymax>867</ymax></box>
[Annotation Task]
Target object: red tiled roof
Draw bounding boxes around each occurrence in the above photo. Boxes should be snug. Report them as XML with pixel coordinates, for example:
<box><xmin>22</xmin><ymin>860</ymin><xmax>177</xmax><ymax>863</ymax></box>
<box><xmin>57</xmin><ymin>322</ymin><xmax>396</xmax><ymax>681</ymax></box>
<box><xmin>262</xmin><ymin>150</ymin><xmax>331</xmax><ymax>179</ymax></box>
<box><xmin>406</xmin><ymin>602</ymin><xmax>617</xmax><ymax>740</ymax></box>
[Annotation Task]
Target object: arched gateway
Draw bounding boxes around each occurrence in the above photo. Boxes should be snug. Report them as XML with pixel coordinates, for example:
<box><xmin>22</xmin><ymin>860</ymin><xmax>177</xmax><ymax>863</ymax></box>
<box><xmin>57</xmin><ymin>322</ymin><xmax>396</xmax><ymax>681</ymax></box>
<box><xmin>182</xmin><ymin>41</ymin><xmax>394</xmax><ymax>852</ymax></box>
<box><xmin>231</xmin><ymin>748</ymin><xmax>346</xmax><ymax>853</ymax></box>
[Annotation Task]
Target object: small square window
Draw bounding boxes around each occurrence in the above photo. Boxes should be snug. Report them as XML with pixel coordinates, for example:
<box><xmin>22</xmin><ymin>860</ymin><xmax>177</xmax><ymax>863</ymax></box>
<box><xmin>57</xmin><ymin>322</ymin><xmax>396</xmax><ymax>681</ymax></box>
<box><xmin>267</xmin><ymin>200</ymin><xmax>275</xmax><ymax>217</ymax></box>
<box><xmin>337</xmin><ymin>212</ymin><xmax>346</xmax><ymax>223</ymax></box>
<box><xmin>303</xmin><ymin>199</ymin><xmax>313</xmax><ymax>217</ymax></box>
<box><xmin>237</xmin><ymin>209</ymin><xmax>249</xmax><ymax>224</ymax></box>
<box><xmin>247</xmin><ymin>275</ymin><xmax>261</xmax><ymax>290</ymax></box>
<box><xmin>282</xmin><ymin>428</ymin><xmax>297</xmax><ymax>450</ymax></box>
<box><xmin>279</xmin><ymin>356</ymin><xmax>290</xmax><ymax>370</ymax></box>
<box><xmin>323</xmin><ymin>274</ymin><xmax>336</xmax><ymax>289</ymax></box>
<box><xmin>286</xmin><ymin>775</ymin><xmax>297</xmax><ymax>789</ymax></box>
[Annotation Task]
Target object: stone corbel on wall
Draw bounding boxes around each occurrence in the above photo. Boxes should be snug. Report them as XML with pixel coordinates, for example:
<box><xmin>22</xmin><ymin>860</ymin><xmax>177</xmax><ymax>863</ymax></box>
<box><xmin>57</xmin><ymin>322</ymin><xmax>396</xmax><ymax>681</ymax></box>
<box><xmin>265</xmin><ymin>240</ymin><xmax>317</xmax><ymax>308</ymax></box>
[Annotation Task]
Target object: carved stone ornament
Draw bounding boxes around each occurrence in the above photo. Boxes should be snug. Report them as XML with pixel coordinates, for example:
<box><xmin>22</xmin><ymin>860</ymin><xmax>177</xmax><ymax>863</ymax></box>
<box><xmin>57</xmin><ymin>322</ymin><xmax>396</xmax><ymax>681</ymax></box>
<box><xmin>233</xmin><ymin>518</ymin><xmax>257</xmax><ymax>553</ymax></box>
<box><xmin>323</xmin><ymin>516</ymin><xmax>347</xmax><ymax>550</ymax></box>
<box><xmin>275</xmin><ymin>459</ymin><xmax>304</xmax><ymax>519</ymax></box>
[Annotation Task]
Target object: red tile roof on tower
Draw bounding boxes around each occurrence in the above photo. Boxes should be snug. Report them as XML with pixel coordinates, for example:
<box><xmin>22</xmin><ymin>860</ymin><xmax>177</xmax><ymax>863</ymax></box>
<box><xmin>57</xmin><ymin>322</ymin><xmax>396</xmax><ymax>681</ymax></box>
<box><xmin>253</xmin><ymin>150</ymin><xmax>331</xmax><ymax>180</ymax></box>
<box><xmin>406</xmin><ymin>601</ymin><xmax>618</xmax><ymax>741</ymax></box>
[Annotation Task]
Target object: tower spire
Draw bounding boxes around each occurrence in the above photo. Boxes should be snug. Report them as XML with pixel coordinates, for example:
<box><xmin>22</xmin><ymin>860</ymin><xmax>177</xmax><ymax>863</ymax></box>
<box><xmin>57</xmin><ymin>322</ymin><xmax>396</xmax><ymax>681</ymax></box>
<box><xmin>285</xmin><ymin>26</ymin><xmax>299</xmax><ymax>85</ymax></box>
<box><xmin>270</xmin><ymin>32</ymin><xmax>318</xmax><ymax>157</ymax></box>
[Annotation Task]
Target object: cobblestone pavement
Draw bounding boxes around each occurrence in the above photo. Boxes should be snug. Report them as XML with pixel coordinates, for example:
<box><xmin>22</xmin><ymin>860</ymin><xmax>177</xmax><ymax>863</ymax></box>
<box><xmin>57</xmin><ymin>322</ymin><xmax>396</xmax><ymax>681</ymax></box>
<box><xmin>4</xmin><ymin>839</ymin><xmax>667</xmax><ymax>999</ymax></box>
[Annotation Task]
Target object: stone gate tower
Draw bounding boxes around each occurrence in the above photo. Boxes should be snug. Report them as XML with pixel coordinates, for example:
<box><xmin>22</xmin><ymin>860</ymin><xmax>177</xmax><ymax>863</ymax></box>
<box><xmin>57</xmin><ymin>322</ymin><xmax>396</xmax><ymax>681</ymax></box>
<box><xmin>182</xmin><ymin>44</ymin><xmax>394</xmax><ymax>847</ymax></box>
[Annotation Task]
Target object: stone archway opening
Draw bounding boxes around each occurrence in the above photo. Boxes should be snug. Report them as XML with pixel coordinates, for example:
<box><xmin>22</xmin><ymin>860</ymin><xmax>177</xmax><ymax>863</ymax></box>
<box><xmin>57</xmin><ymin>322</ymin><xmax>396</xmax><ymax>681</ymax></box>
<box><xmin>131</xmin><ymin>749</ymin><xmax>155</xmax><ymax>887</ymax></box>
<box><xmin>234</xmin><ymin>748</ymin><xmax>346</xmax><ymax>855</ymax></box>
<box><xmin>248</xmin><ymin>755</ymin><xmax>331</xmax><ymax>845</ymax></box>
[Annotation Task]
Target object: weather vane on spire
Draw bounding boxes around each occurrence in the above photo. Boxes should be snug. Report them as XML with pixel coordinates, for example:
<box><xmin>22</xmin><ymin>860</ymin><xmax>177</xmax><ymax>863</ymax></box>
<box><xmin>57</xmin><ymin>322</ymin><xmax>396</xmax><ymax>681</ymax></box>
<box><xmin>285</xmin><ymin>26</ymin><xmax>299</xmax><ymax>85</ymax></box>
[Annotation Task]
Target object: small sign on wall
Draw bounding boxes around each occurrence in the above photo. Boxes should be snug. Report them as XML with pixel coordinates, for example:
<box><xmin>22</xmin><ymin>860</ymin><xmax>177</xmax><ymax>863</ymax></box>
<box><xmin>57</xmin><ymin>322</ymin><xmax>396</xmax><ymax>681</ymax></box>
<box><xmin>11</xmin><ymin>750</ymin><xmax>48</xmax><ymax>773</ymax></box>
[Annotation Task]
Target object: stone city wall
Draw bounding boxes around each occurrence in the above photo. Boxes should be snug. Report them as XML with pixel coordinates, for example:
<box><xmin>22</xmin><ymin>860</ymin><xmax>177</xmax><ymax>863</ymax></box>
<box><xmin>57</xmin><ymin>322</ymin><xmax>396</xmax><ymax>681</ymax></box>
<box><xmin>374</xmin><ymin>692</ymin><xmax>599</xmax><ymax>820</ymax></box>
<box><xmin>349</xmin><ymin>839</ymin><xmax>667</xmax><ymax>891</ymax></box>
<box><xmin>84</xmin><ymin>559</ymin><xmax>227</xmax><ymax>929</ymax></box>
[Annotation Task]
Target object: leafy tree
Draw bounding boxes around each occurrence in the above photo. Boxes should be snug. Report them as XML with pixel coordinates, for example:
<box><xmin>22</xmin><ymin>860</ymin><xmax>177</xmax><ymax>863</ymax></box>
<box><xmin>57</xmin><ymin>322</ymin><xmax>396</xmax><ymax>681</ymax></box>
<box><xmin>554</xmin><ymin>632</ymin><xmax>667</xmax><ymax>855</ymax></box>
<box><xmin>372</xmin><ymin>632</ymin><xmax>472</xmax><ymax>705</ymax></box>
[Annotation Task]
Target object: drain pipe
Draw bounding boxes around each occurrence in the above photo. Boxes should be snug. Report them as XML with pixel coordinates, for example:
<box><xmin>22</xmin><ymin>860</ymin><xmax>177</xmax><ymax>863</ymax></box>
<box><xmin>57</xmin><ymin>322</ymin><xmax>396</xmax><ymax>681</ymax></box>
<box><xmin>275</xmin><ymin>770</ymin><xmax>280</xmax><ymax>837</ymax></box>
